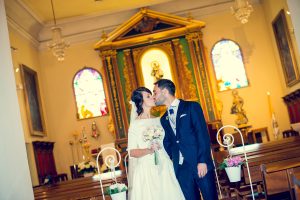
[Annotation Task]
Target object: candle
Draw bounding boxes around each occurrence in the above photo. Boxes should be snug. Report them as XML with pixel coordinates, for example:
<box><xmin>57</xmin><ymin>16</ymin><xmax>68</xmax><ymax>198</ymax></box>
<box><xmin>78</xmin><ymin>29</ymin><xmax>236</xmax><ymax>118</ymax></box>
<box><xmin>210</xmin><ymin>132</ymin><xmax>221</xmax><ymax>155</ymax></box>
<box><xmin>82</xmin><ymin>127</ymin><xmax>86</xmax><ymax>139</ymax></box>
<box><xmin>267</xmin><ymin>92</ymin><xmax>273</xmax><ymax>117</ymax></box>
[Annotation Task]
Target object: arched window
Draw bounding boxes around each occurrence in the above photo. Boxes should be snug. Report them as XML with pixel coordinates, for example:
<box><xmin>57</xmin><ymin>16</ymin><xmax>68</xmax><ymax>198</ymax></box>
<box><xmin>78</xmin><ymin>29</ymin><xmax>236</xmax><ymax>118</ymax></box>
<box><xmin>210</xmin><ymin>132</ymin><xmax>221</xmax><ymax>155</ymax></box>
<box><xmin>140</xmin><ymin>48</ymin><xmax>173</xmax><ymax>90</ymax></box>
<box><xmin>211</xmin><ymin>39</ymin><xmax>248</xmax><ymax>91</ymax></box>
<box><xmin>73</xmin><ymin>67</ymin><xmax>108</xmax><ymax>119</ymax></box>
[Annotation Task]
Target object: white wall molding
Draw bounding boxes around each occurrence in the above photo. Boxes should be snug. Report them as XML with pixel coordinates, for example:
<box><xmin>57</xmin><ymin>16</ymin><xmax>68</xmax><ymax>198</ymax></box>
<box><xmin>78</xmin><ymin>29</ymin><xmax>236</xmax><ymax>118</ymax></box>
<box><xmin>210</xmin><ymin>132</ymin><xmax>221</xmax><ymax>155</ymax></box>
<box><xmin>7</xmin><ymin>16</ymin><xmax>39</xmax><ymax>48</ymax></box>
<box><xmin>7</xmin><ymin>0</ymin><xmax>261</xmax><ymax>50</ymax></box>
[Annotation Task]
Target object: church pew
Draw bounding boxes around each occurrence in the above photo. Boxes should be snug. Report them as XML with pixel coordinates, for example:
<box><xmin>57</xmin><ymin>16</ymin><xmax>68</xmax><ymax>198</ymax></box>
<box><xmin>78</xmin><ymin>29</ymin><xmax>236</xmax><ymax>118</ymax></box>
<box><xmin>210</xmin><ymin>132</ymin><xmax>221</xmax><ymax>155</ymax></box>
<box><xmin>33</xmin><ymin>171</ymin><xmax>127</xmax><ymax>200</ymax></box>
<box><xmin>293</xmin><ymin>170</ymin><xmax>300</xmax><ymax>200</ymax></box>
<box><xmin>34</xmin><ymin>170</ymin><xmax>124</xmax><ymax>193</ymax></box>
<box><xmin>213</xmin><ymin>136</ymin><xmax>300</xmax><ymax>164</ymax></box>
<box><xmin>34</xmin><ymin>179</ymin><xmax>125</xmax><ymax>200</ymax></box>
<box><xmin>229</xmin><ymin>136</ymin><xmax>300</xmax><ymax>157</ymax></box>
<box><xmin>260</xmin><ymin>158</ymin><xmax>300</xmax><ymax>199</ymax></box>
<box><xmin>34</xmin><ymin>178</ymin><xmax>122</xmax><ymax>200</ymax></box>
<box><xmin>213</xmin><ymin>137</ymin><xmax>300</xmax><ymax>199</ymax></box>
<box><xmin>243</xmin><ymin>146</ymin><xmax>300</xmax><ymax>184</ymax></box>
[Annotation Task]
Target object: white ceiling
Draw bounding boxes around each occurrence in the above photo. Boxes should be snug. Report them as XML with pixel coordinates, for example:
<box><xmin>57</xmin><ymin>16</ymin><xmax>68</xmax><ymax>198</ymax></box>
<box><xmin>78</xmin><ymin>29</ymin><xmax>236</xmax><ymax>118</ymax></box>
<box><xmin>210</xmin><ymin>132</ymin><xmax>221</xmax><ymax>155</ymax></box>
<box><xmin>19</xmin><ymin>0</ymin><xmax>176</xmax><ymax>23</ymax></box>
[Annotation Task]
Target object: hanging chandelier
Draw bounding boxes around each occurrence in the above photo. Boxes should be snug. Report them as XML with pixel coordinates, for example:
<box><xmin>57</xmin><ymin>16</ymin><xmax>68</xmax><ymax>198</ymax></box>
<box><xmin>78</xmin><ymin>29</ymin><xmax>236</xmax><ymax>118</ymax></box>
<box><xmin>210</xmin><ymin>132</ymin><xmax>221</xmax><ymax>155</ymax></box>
<box><xmin>231</xmin><ymin>0</ymin><xmax>253</xmax><ymax>24</ymax></box>
<box><xmin>47</xmin><ymin>0</ymin><xmax>69</xmax><ymax>61</ymax></box>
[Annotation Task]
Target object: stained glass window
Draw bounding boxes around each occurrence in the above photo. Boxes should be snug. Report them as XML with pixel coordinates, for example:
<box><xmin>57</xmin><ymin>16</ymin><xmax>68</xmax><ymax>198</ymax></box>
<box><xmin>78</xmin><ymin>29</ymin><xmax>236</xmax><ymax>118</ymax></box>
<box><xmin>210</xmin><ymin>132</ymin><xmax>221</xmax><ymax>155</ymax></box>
<box><xmin>211</xmin><ymin>39</ymin><xmax>249</xmax><ymax>91</ymax></box>
<box><xmin>73</xmin><ymin>67</ymin><xmax>108</xmax><ymax>119</ymax></box>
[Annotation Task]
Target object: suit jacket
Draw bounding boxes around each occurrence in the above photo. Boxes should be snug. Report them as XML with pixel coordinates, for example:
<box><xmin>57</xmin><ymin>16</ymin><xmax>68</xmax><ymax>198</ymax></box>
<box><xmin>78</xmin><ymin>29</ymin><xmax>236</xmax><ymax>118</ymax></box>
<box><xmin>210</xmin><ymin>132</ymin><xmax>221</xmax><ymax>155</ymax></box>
<box><xmin>161</xmin><ymin>99</ymin><xmax>214</xmax><ymax>174</ymax></box>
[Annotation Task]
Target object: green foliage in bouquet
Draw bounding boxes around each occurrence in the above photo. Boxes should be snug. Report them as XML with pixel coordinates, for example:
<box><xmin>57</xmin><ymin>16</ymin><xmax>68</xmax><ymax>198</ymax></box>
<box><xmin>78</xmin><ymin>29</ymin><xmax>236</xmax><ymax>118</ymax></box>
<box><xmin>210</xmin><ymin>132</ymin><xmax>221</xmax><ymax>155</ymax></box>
<box><xmin>105</xmin><ymin>183</ymin><xmax>127</xmax><ymax>195</ymax></box>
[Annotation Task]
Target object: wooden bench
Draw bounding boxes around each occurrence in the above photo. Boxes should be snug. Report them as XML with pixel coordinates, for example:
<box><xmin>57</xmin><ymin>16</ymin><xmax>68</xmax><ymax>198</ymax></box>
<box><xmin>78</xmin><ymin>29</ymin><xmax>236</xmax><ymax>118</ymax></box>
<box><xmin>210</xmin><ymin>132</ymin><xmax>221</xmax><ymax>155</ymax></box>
<box><xmin>292</xmin><ymin>170</ymin><xmax>300</xmax><ymax>200</ymax></box>
<box><xmin>261</xmin><ymin>158</ymin><xmax>300</xmax><ymax>199</ymax></box>
<box><xmin>33</xmin><ymin>170</ymin><xmax>127</xmax><ymax>200</ymax></box>
<box><xmin>213</xmin><ymin>136</ymin><xmax>300</xmax><ymax>199</ymax></box>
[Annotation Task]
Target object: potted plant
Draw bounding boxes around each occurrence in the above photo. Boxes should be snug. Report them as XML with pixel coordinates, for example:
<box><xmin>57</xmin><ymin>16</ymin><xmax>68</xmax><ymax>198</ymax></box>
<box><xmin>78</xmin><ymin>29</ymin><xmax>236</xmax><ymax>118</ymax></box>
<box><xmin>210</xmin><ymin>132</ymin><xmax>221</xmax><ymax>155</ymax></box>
<box><xmin>105</xmin><ymin>182</ymin><xmax>127</xmax><ymax>200</ymax></box>
<box><xmin>77</xmin><ymin>160</ymin><xmax>97</xmax><ymax>177</ymax></box>
<box><xmin>219</xmin><ymin>155</ymin><xmax>244</xmax><ymax>182</ymax></box>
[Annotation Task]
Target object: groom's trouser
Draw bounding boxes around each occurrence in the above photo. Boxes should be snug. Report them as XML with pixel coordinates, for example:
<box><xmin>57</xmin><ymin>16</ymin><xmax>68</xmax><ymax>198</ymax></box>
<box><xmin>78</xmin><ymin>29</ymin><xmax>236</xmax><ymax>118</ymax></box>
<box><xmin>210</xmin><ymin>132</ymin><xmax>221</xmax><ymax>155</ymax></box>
<box><xmin>177</xmin><ymin>162</ymin><xmax>218</xmax><ymax>200</ymax></box>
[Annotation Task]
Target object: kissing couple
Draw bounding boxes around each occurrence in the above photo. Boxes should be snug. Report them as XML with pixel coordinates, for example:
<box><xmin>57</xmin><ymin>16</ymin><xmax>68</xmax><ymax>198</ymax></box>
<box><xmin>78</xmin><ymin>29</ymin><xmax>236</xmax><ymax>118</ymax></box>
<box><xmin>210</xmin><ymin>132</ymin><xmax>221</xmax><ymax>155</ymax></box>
<box><xmin>127</xmin><ymin>79</ymin><xmax>218</xmax><ymax>200</ymax></box>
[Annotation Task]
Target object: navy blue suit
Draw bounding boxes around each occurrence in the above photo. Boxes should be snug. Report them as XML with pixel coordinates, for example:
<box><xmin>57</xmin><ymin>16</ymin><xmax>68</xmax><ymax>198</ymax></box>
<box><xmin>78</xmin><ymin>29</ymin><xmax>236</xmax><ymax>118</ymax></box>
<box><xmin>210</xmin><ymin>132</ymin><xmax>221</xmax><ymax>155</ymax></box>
<box><xmin>161</xmin><ymin>100</ymin><xmax>218</xmax><ymax>200</ymax></box>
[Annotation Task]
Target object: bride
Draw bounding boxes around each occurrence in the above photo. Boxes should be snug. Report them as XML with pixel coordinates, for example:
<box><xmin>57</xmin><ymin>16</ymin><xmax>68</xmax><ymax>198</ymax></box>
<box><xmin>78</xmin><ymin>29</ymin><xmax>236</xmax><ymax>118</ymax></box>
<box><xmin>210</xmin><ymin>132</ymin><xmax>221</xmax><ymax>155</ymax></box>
<box><xmin>127</xmin><ymin>87</ymin><xmax>185</xmax><ymax>200</ymax></box>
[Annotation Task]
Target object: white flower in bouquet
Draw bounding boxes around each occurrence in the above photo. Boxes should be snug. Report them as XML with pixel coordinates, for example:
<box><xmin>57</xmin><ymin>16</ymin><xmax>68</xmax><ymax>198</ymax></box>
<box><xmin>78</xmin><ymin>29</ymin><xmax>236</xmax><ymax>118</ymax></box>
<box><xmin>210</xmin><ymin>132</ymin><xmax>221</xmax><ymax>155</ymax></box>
<box><xmin>143</xmin><ymin>125</ymin><xmax>164</xmax><ymax>142</ymax></box>
<box><xmin>143</xmin><ymin>125</ymin><xmax>164</xmax><ymax>165</ymax></box>
<box><xmin>77</xmin><ymin>160</ymin><xmax>97</xmax><ymax>174</ymax></box>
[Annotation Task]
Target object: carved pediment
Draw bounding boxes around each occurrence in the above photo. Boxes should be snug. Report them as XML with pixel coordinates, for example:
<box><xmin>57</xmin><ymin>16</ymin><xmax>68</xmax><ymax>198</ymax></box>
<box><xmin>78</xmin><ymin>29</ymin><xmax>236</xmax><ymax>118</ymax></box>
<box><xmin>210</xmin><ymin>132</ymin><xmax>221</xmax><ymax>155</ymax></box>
<box><xmin>117</xmin><ymin>16</ymin><xmax>183</xmax><ymax>40</ymax></box>
<box><xmin>95</xmin><ymin>8</ymin><xmax>205</xmax><ymax>50</ymax></box>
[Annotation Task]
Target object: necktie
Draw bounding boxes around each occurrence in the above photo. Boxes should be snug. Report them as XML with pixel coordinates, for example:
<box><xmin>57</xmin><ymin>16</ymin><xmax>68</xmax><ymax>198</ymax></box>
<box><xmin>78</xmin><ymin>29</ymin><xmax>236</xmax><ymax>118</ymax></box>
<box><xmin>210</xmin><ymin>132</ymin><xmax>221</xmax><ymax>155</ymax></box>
<box><xmin>169</xmin><ymin>108</ymin><xmax>176</xmax><ymax>127</ymax></box>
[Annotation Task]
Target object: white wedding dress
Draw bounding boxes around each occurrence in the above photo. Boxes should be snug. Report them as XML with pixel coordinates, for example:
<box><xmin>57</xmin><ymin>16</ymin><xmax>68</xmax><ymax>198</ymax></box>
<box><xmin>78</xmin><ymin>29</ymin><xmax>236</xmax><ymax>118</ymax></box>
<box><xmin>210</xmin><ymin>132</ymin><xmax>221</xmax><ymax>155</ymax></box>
<box><xmin>127</xmin><ymin>117</ymin><xmax>185</xmax><ymax>200</ymax></box>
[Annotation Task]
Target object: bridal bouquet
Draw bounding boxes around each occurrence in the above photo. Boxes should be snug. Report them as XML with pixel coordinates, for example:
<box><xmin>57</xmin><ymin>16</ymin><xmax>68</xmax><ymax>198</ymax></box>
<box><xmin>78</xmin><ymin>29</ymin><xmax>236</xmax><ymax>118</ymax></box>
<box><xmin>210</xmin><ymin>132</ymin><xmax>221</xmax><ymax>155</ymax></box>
<box><xmin>143</xmin><ymin>125</ymin><xmax>164</xmax><ymax>165</ymax></box>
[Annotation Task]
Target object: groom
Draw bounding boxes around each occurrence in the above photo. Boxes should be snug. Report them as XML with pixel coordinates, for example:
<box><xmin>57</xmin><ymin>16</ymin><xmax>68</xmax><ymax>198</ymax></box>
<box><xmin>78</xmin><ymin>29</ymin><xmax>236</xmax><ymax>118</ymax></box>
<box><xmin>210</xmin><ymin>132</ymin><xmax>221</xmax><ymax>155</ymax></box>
<box><xmin>153</xmin><ymin>79</ymin><xmax>218</xmax><ymax>200</ymax></box>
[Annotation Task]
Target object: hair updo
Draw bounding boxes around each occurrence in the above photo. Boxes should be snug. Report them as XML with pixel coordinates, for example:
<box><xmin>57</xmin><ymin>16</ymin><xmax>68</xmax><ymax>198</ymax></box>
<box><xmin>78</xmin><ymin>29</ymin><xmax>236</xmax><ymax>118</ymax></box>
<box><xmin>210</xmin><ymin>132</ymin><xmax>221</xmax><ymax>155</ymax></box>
<box><xmin>131</xmin><ymin>87</ymin><xmax>152</xmax><ymax>116</ymax></box>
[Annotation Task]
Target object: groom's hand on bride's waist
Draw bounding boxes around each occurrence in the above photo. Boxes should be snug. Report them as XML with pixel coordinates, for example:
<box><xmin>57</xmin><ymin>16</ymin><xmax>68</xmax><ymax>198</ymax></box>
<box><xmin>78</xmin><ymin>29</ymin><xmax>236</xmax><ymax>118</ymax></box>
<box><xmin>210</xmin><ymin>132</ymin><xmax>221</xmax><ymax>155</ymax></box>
<box><xmin>197</xmin><ymin>163</ymin><xmax>208</xmax><ymax>178</ymax></box>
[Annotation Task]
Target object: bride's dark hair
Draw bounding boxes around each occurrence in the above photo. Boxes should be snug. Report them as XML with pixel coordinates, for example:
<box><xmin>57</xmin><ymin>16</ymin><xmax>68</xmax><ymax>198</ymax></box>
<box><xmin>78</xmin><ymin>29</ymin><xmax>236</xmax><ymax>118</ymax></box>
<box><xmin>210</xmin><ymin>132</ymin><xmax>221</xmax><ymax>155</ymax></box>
<box><xmin>131</xmin><ymin>87</ymin><xmax>152</xmax><ymax>116</ymax></box>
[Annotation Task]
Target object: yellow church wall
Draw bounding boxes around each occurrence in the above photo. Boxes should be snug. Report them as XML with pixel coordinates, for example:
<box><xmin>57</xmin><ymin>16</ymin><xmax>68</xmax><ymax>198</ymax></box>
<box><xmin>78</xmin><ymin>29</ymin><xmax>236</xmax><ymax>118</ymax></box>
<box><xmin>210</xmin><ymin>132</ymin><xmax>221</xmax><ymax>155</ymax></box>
<box><xmin>38</xmin><ymin>41</ymin><xmax>115</xmax><ymax>180</ymax></box>
<box><xmin>261</xmin><ymin>0</ymin><xmax>300</xmax><ymax>94</ymax></box>
<box><xmin>8</xmin><ymin>28</ymin><xmax>49</xmax><ymax>186</ymax></box>
<box><xmin>200</xmin><ymin>4</ymin><xmax>290</xmax><ymax>140</ymax></box>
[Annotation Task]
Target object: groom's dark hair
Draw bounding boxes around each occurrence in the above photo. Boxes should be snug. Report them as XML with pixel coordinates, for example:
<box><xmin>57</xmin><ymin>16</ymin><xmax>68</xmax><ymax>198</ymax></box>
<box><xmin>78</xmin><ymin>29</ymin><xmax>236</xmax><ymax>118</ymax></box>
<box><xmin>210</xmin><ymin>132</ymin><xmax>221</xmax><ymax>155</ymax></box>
<box><xmin>154</xmin><ymin>79</ymin><xmax>175</xmax><ymax>96</ymax></box>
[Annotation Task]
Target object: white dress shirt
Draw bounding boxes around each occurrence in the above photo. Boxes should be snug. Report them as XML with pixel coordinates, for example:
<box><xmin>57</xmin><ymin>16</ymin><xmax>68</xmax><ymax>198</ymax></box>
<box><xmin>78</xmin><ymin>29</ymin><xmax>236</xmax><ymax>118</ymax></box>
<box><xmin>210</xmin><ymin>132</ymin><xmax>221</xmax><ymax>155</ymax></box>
<box><xmin>167</xmin><ymin>98</ymin><xmax>184</xmax><ymax>165</ymax></box>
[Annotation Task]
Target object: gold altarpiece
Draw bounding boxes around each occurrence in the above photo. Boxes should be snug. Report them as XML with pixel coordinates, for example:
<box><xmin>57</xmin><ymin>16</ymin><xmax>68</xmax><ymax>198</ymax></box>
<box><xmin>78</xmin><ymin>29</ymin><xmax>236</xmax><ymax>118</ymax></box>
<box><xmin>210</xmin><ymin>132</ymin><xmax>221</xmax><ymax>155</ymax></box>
<box><xmin>95</xmin><ymin>9</ymin><xmax>219</xmax><ymax>150</ymax></box>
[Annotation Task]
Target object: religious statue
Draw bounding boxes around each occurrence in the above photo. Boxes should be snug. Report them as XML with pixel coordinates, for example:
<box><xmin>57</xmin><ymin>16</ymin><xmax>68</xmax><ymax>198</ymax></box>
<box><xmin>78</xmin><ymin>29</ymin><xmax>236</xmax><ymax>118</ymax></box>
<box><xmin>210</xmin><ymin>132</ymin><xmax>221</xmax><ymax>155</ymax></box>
<box><xmin>150</xmin><ymin>61</ymin><xmax>164</xmax><ymax>81</ymax></box>
<box><xmin>91</xmin><ymin>121</ymin><xmax>100</xmax><ymax>139</ymax></box>
<box><xmin>81</xmin><ymin>127</ymin><xmax>91</xmax><ymax>161</ymax></box>
<box><xmin>230</xmin><ymin>90</ymin><xmax>248</xmax><ymax>126</ymax></box>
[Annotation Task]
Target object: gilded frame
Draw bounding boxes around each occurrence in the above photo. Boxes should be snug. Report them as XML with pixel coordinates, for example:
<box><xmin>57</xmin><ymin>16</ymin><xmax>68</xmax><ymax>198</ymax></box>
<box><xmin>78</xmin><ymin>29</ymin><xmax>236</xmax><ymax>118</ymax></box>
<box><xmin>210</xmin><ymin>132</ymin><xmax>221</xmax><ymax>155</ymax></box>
<box><xmin>20</xmin><ymin>64</ymin><xmax>46</xmax><ymax>136</ymax></box>
<box><xmin>272</xmin><ymin>9</ymin><xmax>299</xmax><ymax>87</ymax></box>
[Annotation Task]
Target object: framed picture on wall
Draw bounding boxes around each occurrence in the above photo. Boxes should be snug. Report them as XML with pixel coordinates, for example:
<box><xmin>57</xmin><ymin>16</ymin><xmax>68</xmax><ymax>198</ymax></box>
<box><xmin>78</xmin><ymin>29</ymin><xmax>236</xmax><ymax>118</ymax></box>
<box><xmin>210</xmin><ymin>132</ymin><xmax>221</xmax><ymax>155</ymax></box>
<box><xmin>20</xmin><ymin>64</ymin><xmax>46</xmax><ymax>136</ymax></box>
<box><xmin>272</xmin><ymin>9</ymin><xmax>299</xmax><ymax>87</ymax></box>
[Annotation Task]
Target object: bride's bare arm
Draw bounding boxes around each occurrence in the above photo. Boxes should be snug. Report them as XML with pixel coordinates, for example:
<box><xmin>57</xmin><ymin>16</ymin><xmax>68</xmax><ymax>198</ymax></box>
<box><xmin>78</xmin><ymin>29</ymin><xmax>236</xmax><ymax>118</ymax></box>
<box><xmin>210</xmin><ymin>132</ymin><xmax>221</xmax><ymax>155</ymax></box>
<box><xmin>129</xmin><ymin>148</ymin><xmax>154</xmax><ymax>158</ymax></box>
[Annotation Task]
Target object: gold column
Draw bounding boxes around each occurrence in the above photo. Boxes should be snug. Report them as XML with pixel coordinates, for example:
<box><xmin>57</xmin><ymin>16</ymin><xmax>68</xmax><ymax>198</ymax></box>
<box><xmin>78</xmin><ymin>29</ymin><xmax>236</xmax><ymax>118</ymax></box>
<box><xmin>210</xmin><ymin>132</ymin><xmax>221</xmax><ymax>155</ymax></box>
<box><xmin>186</xmin><ymin>32</ymin><xmax>218</xmax><ymax>122</ymax></box>
<box><xmin>100</xmin><ymin>50</ymin><xmax>126</xmax><ymax>139</ymax></box>
<box><xmin>123</xmin><ymin>49</ymin><xmax>138</xmax><ymax>110</ymax></box>
<box><xmin>172</xmin><ymin>39</ymin><xmax>198</xmax><ymax>101</ymax></box>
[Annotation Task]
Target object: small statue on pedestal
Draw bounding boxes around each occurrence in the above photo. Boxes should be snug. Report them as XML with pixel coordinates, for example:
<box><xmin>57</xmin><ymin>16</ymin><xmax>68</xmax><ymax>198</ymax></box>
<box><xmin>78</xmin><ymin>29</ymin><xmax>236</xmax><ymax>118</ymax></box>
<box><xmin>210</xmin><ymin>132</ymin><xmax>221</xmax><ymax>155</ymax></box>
<box><xmin>91</xmin><ymin>121</ymin><xmax>100</xmax><ymax>139</ymax></box>
<box><xmin>230</xmin><ymin>90</ymin><xmax>248</xmax><ymax>126</ymax></box>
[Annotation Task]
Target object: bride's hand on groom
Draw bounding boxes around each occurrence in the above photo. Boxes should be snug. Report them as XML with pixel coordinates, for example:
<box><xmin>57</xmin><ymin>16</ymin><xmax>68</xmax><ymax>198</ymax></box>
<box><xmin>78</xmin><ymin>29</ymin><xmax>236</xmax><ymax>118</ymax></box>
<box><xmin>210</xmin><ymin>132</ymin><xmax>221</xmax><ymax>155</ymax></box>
<box><xmin>197</xmin><ymin>163</ymin><xmax>208</xmax><ymax>178</ymax></box>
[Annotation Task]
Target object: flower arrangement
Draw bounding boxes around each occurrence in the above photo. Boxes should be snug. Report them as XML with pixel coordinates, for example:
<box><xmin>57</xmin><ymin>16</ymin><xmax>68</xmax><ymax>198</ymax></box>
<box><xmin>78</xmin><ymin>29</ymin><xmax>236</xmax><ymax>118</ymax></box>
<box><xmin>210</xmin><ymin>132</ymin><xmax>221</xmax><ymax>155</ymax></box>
<box><xmin>219</xmin><ymin>155</ymin><xmax>244</xmax><ymax>170</ymax></box>
<box><xmin>77</xmin><ymin>160</ymin><xmax>97</xmax><ymax>174</ymax></box>
<box><xmin>105</xmin><ymin>183</ymin><xmax>127</xmax><ymax>195</ymax></box>
<box><xmin>143</xmin><ymin>125</ymin><xmax>164</xmax><ymax>165</ymax></box>
<box><xmin>219</xmin><ymin>155</ymin><xmax>244</xmax><ymax>182</ymax></box>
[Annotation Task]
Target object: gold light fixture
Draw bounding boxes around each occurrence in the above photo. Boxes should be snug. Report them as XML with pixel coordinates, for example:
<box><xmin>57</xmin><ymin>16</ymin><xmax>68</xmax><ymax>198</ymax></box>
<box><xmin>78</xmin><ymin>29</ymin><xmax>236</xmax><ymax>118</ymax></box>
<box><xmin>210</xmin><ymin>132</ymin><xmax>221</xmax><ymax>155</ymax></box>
<box><xmin>47</xmin><ymin>0</ymin><xmax>69</xmax><ymax>61</ymax></box>
<box><xmin>231</xmin><ymin>0</ymin><xmax>253</xmax><ymax>24</ymax></box>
